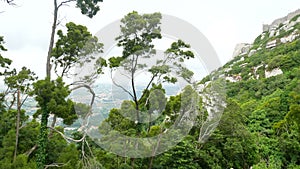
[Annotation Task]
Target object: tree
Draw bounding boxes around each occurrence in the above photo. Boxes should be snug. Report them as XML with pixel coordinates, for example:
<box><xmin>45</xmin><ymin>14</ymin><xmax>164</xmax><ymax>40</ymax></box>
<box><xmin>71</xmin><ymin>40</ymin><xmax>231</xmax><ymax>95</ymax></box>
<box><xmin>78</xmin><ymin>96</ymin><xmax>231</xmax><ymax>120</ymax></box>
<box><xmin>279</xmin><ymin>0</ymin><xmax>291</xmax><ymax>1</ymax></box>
<box><xmin>1</xmin><ymin>1</ymin><xmax>105</xmax><ymax>168</ymax></box>
<box><xmin>285</xmin><ymin>80</ymin><xmax>300</xmax><ymax>129</ymax></box>
<box><xmin>46</xmin><ymin>0</ymin><xmax>103</xmax><ymax>78</ymax></box>
<box><xmin>102</xmin><ymin>11</ymin><xmax>196</xmax><ymax>168</ymax></box>
<box><xmin>0</xmin><ymin>37</ymin><xmax>39</xmax><ymax>165</ymax></box>
<box><xmin>156</xmin><ymin>136</ymin><xmax>200</xmax><ymax>169</ymax></box>
<box><xmin>56</xmin><ymin>144</ymin><xmax>79</xmax><ymax>169</ymax></box>
<box><xmin>51</xmin><ymin>22</ymin><xmax>103</xmax><ymax>78</ymax></box>
<box><xmin>32</xmin><ymin>77</ymin><xmax>76</xmax><ymax>168</ymax></box>
<box><xmin>108</xmin><ymin>11</ymin><xmax>194</xmax><ymax>126</ymax></box>
<box><xmin>33</xmin><ymin>21</ymin><xmax>104</xmax><ymax>168</ymax></box>
<box><xmin>4</xmin><ymin>67</ymin><xmax>37</xmax><ymax>162</ymax></box>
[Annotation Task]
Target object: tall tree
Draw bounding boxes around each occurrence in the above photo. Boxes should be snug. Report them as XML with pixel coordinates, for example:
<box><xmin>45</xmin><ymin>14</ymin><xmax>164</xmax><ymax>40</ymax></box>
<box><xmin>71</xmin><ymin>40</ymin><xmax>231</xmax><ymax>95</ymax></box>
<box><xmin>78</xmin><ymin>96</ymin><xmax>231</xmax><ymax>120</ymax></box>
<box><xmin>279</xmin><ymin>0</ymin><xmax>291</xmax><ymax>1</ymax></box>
<box><xmin>4</xmin><ymin>67</ymin><xmax>37</xmax><ymax>162</ymax></box>
<box><xmin>34</xmin><ymin>21</ymin><xmax>104</xmax><ymax>169</ymax></box>
<box><xmin>102</xmin><ymin>11</ymin><xmax>196</xmax><ymax>168</ymax></box>
<box><xmin>108</xmin><ymin>11</ymin><xmax>194</xmax><ymax>126</ymax></box>
<box><xmin>46</xmin><ymin>0</ymin><xmax>103</xmax><ymax>78</ymax></box>
<box><xmin>32</xmin><ymin>77</ymin><xmax>76</xmax><ymax>168</ymax></box>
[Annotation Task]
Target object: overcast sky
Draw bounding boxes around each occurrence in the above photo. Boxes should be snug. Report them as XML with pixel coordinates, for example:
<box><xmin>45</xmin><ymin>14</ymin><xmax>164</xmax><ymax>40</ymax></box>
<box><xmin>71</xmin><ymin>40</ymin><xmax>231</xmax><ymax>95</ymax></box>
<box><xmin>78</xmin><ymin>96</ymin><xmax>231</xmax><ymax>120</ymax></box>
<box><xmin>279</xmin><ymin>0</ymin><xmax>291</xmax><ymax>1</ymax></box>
<box><xmin>1</xmin><ymin>0</ymin><xmax>300</xmax><ymax>79</ymax></box>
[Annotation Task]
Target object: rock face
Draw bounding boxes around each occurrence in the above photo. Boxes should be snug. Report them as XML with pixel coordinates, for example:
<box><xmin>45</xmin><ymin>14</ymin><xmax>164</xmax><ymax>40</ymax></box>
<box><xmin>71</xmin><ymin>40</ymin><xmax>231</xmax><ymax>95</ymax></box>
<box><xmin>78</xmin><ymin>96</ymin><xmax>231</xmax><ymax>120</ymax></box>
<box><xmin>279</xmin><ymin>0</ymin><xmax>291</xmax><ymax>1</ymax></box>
<box><xmin>226</xmin><ymin>9</ymin><xmax>300</xmax><ymax>81</ymax></box>
<box><xmin>266</xmin><ymin>39</ymin><xmax>277</xmax><ymax>49</ymax></box>
<box><xmin>248</xmin><ymin>49</ymin><xmax>256</xmax><ymax>56</ymax></box>
<box><xmin>225</xmin><ymin>75</ymin><xmax>242</xmax><ymax>82</ymax></box>
<box><xmin>265</xmin><ymin>68</ymin><xmax>283</xmax><ymax>78</ymax></box>
<box><xmin>263</xmin><ymin>9</ymin><xmax>300</xmax><ymax>32</ymax></box>
<box><xmin>280</xmin><ymin>32</ymin><xmax>299</xmax><ymax>43</ymax></box>
<box><xmin>232</xmin><ymin>9</ymin><xmax>300</xmax><ymax>59</ymax></box>
<box><xmin>232</xmin><ymin>43</ymin><xmax>252</xmax><ymax>58</ymax></box>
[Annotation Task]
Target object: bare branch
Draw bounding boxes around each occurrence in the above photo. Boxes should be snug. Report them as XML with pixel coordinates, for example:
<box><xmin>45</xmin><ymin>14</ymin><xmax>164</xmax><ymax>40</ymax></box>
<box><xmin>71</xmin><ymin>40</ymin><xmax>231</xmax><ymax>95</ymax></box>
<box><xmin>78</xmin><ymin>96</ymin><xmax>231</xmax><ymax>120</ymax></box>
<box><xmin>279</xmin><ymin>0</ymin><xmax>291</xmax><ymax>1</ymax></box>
<box><xmin>119</xmin><ymin>71</ymin><xmax>132</xmax><ymax>79</ymax></box>
<box><xmin>44</xmin><ymin>162</ymin><xmax>70</xmax><ymax>169</ymax></box>
<box><xmin>110</xmin><ymin>70</ymin><xmax>134</xmax><ymax>99</ymax></box>
<box><xmin>57</xmin><ymin>0</ymin><xmax>75</xmax><ymax>9</ymax></box>
<box><xmin>19</xmin><ymin>123</ymin><xmax>27</xmax><ymax>130</ymax></box>
<box><xmin>48</xmin><ymin>126</ymin><xmax>86</xmax><ymax>143</ymax></box>
<box><xmin>0</xmin><ymin>87</ymin><xmax>10</xmax><ymax>100</ymax></box>
<box><xmin>4</xmin><ymin>0</ymin><xmax>16</xmax><ymax>5</ymax></box>
<box><xmin>70</xmin><ymin>84</ymin><xmax>95</xmax><ymax>107</ymax></box>
<box><xmin>139</xmin><ymin>73</ymin><xmax>157</xmax><ymax>102</ymax></box>
<box><xmin>8</xmin><ymin>90</ymin><xmax>17</xmax><ymax>110</ymax></box>
<box><xmin>85</xmin><ymin>138</ymin><xmax>95</xmax><ymax>158</ymax></box>
<box><xmin>24</xmin><ymin>144</ymin><xmax>37</xmax><ymax>156</ymax></box>
<box><xmin>48</xmin><ymin>114</ymin><xmax>57</xmax><ymax>138</ymax></box>
<box><xmin>19</xmin><ymin>95</ymin><xmax>29</xmax><ymax>108</ymax></box>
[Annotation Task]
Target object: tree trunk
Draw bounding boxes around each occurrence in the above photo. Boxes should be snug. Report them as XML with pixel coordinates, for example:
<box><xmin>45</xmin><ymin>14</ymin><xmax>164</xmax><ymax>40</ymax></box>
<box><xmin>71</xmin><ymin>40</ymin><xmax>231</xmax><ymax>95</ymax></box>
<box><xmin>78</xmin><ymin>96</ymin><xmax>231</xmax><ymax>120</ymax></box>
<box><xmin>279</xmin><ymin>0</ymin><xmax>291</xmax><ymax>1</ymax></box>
<box><xmin>131</xmin><ymin>158</ymin><xmax>135</xmax><ymax>169</ymax></box>
<box><xmin>46</xmin><ymin>0</ymin><xmax>58</xmax><ymax>78</ymax></box>
<box><xmin>37</xmin><ymin>0</ymin><xmax>59</xmax><ymax>168</ymax></box>
<box><xmin>37</xmin><ymin>109</ymin><xmax>50</xmax><ymax>169</ymax></box>
<box><xmin>148</xmin><ymin>130</ymin><xmax>162</xmax><ymax>169</ymax></box>
<box><xmin>48</xmin><ymin>114</ymin><xmax>57</xmax><ymax>138</ymax></box>
<box><xmin>13</xmin><ymin>89</ymin><xmax>21</xmax><ymax>162</ymax></box>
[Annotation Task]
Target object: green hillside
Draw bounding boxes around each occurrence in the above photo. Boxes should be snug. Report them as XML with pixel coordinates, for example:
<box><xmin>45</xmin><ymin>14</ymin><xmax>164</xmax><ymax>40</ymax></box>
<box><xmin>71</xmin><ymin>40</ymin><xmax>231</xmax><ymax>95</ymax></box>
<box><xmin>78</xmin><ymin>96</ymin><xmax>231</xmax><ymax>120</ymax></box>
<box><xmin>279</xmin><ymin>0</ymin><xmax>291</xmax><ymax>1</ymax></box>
<box><xmin>0</xmin><ymin>8</ymin><xmax>300</xmax><ymax>169</ymax></box>
<box><xmin>197</xmin><ymin>13</ymin><xmax>300</xmax><ymax>169</ymax></box>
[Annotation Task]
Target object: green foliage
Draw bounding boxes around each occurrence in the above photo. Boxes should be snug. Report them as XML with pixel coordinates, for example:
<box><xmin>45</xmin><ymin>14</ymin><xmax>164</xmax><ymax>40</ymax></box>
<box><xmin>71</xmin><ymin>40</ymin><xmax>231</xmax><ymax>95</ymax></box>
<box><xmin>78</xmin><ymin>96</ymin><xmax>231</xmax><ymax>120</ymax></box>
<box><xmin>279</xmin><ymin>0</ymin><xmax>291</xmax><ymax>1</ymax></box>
<box><xmin>116</xmin><ymin>11</ymin><xmax>162</xmax><ymax>59</ymax></box>
<box><xmin>0</xmin><ymin>154</ymin><xmax>37</xmax><ymax>169</ymax></box>
<box><xmin>0</xmin><ymin>109</ymin><xmax>17</xmax><ymax>146</ymax></box>
<box><xmin>290</xmin><ymin>14</ymin><xmax>300</xmax><ymax>22</ymax></box>
<box><xmin>76</xmin><ymin>0</ymin><xmax>103</xmax><ymax>18</ymax></box>
<box><xmin>2</xmin><ymin>10</ymin><xmax>300</xmax><ymax>169</ymax></box>
<box><xmin>252</xmin><ymin>32</ymin><xmax>270</xmax><ymax>49</ymax></box>
<box><xmin>213</xmin><ymin>23</ymin><xmax>300</xmax><ymax>168</ymax></box>
<box><xmin>51</xmin><ymin>22</ymin><xmax>103</xmax><ymax>77</ymax></box>
<box><xmin>4</xmin><ymin>66</ymin><xmax>37</xmax><ymax>95</ymax></box>
<box><xmin>156</xmin><ymin>136</ymin><xmax>200</xmax><ymax>169</ymax></box>
<box><xmin>32</xmin><ymin>77</ymin><xmax>77</xmax><ymax>125</ymax></box>
<box><xmin>0</xmin><ymin>120</ymin><xmax>39</xmax><ymax>168</ymax></box>
<box><xmin>32</xmin><ymin>78</ymin><xmax>77</xmax><ymax>168</ymax></box>
<box><xmin>0</xmin><ymin>36</ymin><xmax>12</xmax><ymax>75</ymax></box>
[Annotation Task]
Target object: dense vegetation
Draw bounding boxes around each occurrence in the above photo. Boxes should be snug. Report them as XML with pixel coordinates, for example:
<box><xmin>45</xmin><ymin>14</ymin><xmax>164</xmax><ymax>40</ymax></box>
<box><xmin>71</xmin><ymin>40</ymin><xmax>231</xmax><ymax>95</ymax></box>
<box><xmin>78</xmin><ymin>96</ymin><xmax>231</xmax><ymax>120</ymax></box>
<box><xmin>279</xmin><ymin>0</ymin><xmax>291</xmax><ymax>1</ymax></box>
<box><xmin>0</xmin><ymin>2</ymin><xmax>300</xmax><ymax>169</ymax></box>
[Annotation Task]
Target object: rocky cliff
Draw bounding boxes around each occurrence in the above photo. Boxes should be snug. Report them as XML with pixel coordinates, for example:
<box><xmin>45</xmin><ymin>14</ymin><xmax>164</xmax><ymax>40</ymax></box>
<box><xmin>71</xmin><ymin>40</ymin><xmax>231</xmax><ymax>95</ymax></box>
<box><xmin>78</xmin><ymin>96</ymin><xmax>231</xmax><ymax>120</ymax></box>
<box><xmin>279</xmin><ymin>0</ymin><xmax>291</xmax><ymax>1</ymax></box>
<box><xmin>263</xmin><ymin>9</ymin><xmax>300</xmax><ymax>32</ymax></box>
<box><xmin>203</xmin><ymin>9</ymin><xmax>300</xmax><ymax>84</ymax></box>
<box><xmin>232</xmin><ymin>9</ymin><xmax>300</xmax><ymax>59</ymax></box>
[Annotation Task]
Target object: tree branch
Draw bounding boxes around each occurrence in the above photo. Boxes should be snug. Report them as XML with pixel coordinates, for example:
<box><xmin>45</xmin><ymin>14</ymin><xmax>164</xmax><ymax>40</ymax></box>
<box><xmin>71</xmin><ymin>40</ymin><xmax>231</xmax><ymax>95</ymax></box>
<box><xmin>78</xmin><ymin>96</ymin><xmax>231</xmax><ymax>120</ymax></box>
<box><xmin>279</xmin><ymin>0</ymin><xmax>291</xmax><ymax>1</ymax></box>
<box><xmin>57</xmin><ymin>0</ymin><xmax>75</xmax><ymax>9</ymax></box>
<box><xmin>110</xmin><ymin>70</ymin><xmax>134</xmax><ymax>99</ymax></box>
<box><xmin>48</xmin><ymin>126</ymin><xmax>86</xmax><ymax>143</ymax></box>
<box><xmin>4</xmin><ymin>0</ymin><xmax>16</xmax><ymax>5</ymax></box>
<box><xmin>44</xmin><ymin>162</ymin><xmax>70</xmax><ymax>169</ymax></box>
<box><xmin>139</xmin><ymin>73</ymin><xmax>157</xmax><ymax>102</ymax></box>
<box><xmin>24</xmin><ymin>144</ymin><xmax>37</xmax><ymax>156</ymax></box>
<box><xmin>46</xmin><ymin>0</ymin><xmax>59</xmax><ymax>78</ymax></box>
<box><xmin>8</xmin><ymin>90</ymin><xmax>17</xmax><ymax>110</ymax></box>
<box><xmin>19</xmin><ymin>94</ymin><xmax>29</xmax><ymax>108</ymax></box>
<box><xmin>70</xmin><ymin>84</ymin><xmax>95</xmax><ymax>107</ymax></box>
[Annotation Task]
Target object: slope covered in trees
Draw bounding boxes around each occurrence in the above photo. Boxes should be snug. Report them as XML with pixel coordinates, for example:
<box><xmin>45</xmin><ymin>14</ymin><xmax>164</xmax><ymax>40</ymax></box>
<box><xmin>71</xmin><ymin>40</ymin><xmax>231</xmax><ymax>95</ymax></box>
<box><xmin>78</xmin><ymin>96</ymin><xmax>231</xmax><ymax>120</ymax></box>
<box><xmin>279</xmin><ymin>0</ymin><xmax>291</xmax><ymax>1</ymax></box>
<box><xmin>0</xmin><ymin>6</ymin><xmax>300</xmax><ymax>169</ymax></box>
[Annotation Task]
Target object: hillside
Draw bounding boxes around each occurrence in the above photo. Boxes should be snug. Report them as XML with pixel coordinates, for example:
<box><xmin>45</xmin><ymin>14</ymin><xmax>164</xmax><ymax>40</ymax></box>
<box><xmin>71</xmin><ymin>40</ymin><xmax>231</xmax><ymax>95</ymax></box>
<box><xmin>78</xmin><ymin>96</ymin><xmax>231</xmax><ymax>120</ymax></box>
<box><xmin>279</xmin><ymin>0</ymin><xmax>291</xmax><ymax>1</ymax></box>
<box><xmin>196</xmin><ymin>9</ymin><xmax>300</xmax><ymax>168</ymax></box>
<box><xmin>0</xmin><ymin>8</ymin><xmax>300</xmax><ymax>169</ymax></box>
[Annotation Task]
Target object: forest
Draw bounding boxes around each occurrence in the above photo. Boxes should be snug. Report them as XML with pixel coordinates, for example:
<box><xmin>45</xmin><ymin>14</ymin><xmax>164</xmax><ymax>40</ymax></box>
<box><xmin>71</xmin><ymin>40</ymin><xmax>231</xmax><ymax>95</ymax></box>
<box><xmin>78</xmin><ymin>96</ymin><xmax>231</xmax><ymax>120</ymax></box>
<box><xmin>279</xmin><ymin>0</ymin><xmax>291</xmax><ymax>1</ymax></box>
<box><xmin>0</xmin><ymin>0</ymin><xmax>300</xmax><ymax>169</ymax></box>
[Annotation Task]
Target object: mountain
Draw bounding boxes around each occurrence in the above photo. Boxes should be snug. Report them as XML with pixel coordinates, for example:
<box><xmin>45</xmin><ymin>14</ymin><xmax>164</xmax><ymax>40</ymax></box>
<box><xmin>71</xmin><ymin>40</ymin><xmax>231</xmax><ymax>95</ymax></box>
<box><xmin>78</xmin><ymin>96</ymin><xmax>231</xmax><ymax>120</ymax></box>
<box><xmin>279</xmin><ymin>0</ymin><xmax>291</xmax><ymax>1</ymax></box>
<box><xmin>196</xmin><ymin>9</ymin><xmax>300</xmax><ymax>168</ymax></box>
<box><xmin>212</xmin><ymin>9</ymin><xmax>300</xmax><ymax>82</ymax></box>
<box><xmin>1</xmin><ymin>9</ymin><xmax>299</xmax><ymax>169</ymax></box>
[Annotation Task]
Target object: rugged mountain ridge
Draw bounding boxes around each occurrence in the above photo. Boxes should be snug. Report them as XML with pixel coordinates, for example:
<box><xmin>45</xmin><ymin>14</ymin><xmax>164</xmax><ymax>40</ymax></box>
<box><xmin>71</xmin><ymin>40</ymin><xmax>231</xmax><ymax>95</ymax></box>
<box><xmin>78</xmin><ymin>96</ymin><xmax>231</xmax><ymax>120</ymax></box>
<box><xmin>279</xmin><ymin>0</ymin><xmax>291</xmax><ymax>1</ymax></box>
<box><xmin>208</xmin><ymin>9</ymin><xmax>300</xmax><ymax>83</ymax></box>
<box><xmin>195</xmin><ymin>10</ymin><xmax>300</xmax><ymax>168</ymax></box>
<box><xmin>233</xmin><ymin>9</ymin><xmax>300</xmax><ymax>58</ymax></box>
